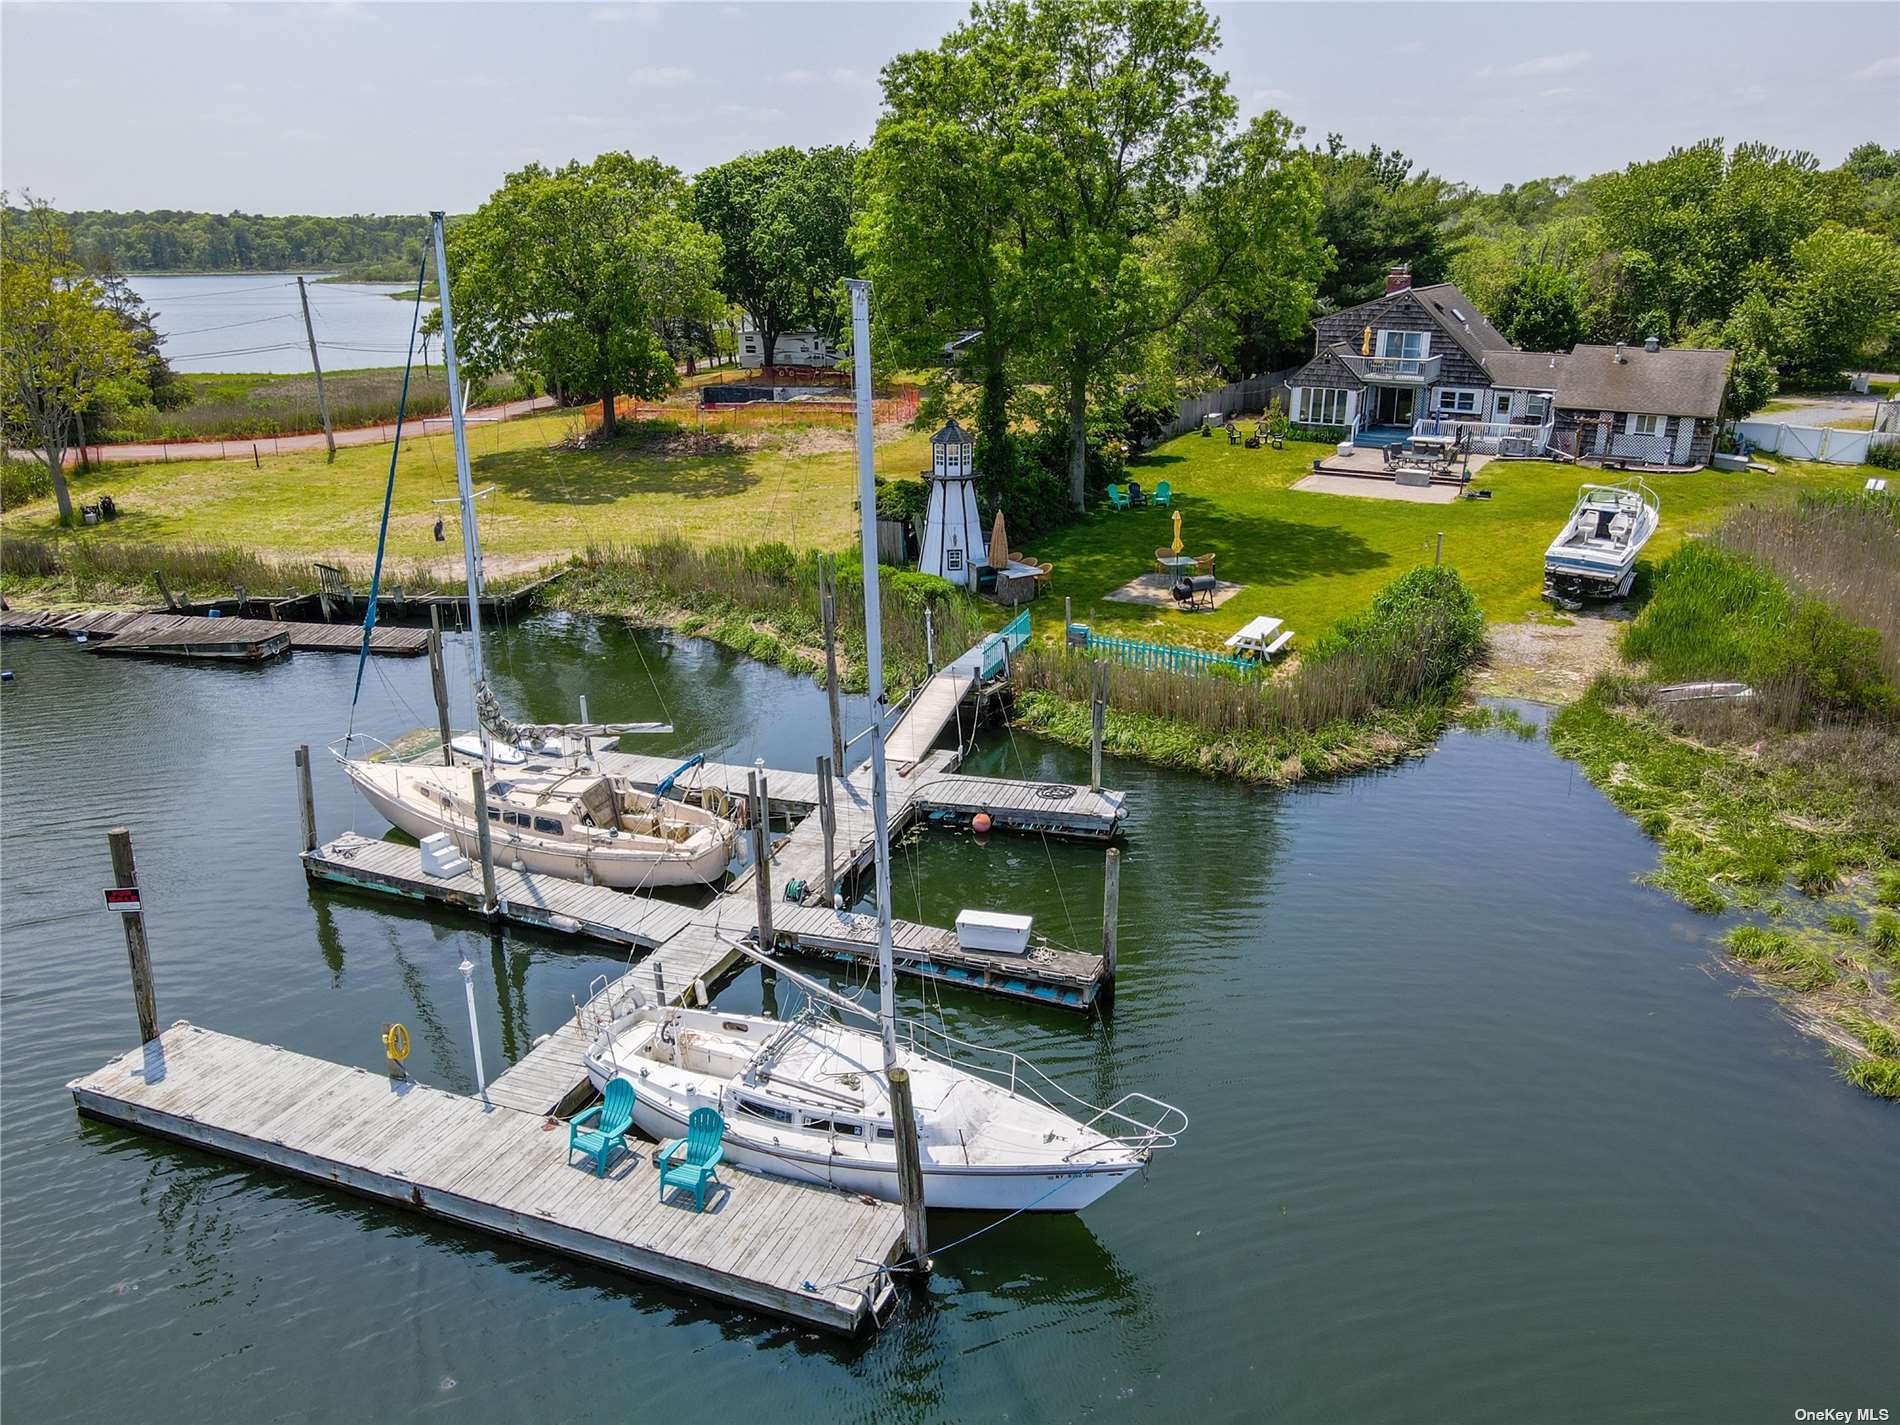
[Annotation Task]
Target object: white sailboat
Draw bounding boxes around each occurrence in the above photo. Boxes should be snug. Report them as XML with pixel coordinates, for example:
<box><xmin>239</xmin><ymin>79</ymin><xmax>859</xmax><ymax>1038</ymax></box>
<box><xmin>1543</xmin><ymin>478</ymin><xmax>1659</xmax><ymax>604</ymax></box>
<box><xmin>582</xmin><ymin>279</ymin><xmax>1185</xmax><ymax>1211</ymax></box>
<box><xmin>334</xmin><ymin>212</ymin><xmax>738</xmax><ymax>888</ymax></box>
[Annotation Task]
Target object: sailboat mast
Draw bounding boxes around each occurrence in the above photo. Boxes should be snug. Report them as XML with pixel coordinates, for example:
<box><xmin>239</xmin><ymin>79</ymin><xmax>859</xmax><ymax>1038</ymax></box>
<box><xmin>845</xmin><ymin>279</ymin><xmax>901</xmax><ymax>1068</ymax></box>
<box><xmin>429</xmin><ymin>212</ymin><xmax>490</xmax><ymax>772</ymax></box>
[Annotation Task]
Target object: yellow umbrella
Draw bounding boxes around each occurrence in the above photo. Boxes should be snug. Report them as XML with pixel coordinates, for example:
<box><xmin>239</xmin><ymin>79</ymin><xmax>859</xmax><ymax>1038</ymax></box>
<box><xmin>1171</xmin><ymin>509</ymin><xmax>1184</xmax><ymax>555</ymax></box>
<box><xmin>988</xmin><ymin>509</ymin><xmax>1009</xmax><ymax>570</ymax></box>
<box><xmin>1362</xmin><ymin>325</ymin><xmax>1373</xmax><ymax>356</ymax></box>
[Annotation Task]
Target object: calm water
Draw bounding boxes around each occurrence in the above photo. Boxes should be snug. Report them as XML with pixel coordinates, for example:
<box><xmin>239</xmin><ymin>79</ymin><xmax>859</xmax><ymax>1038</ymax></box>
<box><xmin>2</xmin><ymin>616</ymin><xmax>1895</xmax><ymax>1424</ymax></box>
<box><xmin>128</xmin><ymin>274</ymin><xmax>430</xmax><ymax>374</ymax></box>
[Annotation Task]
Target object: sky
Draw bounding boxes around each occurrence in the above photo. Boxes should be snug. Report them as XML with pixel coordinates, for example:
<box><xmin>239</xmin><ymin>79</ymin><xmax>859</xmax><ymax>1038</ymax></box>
<box><xmin>3</xmin><ymin>1</ymin><xmax>1897</xmax><ymax>215</ymax></box>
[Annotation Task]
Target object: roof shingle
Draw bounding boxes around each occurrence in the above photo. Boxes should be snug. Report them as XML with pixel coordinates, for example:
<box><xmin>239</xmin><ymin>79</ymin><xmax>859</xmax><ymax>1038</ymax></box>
<box><xmin>1553</xmin><ymin>345</ymin><xmax>1734</xmax><ymax>418</ymax></box>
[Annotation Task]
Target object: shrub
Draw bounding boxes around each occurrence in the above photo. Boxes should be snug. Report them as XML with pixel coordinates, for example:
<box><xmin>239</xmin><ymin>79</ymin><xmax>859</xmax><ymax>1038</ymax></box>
<box><xmin>1</xmin><ymin>458</ymin><xmax>53</xmax><ymax>510</ymax></box>
<box><xmin>1864</xmin><ymin>439</ymin><xmax>1900</xmax><ymax>471</ymax></box>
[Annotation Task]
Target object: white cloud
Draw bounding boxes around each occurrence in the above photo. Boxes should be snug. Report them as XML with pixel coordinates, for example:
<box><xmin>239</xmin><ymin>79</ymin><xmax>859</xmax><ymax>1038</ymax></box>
<box><xmin>718</xmin><ymin>103</ymin><xmax>786</xmax><ymax>122</ymax></box>
<box><xmin>1250</xmin><ymin>87</ymin><xmax>1294</xmax><ymax>106</ymax></box>
<box><xmin>828</xmin><ymin>66</ymin><xmax>877</xmax><ymax>90</ymax></box>
<box><xmin>1479</xmin><ymin>49</ymin><xmax>1591</xmax><ymax>80</ymax></box>
<box><xmin>1539</xmin><ymin>86</ymin><xmax>1577</xmax><ymax>100</ymax></box>
<box><xmin>1854</xmin><ymin>55</ymin><xmax>1900</xmax><ymax>82</ymax></box>
<box><xmin>782</xmin><ymin>68</ymin><xmax>819</xmax><ymax>84</ymax></box>
<box><xmin>630</xmin><ymin>66</ymin><xmax>694</xmax><ymax>87</ymax></box>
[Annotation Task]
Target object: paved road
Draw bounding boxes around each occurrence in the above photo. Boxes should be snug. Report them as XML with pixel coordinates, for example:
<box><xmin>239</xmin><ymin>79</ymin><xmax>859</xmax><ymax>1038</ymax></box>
<box><xmin>46</xmin><ymin>395</ymin><xmax>562</xmax><ymax>467</ymax></box>
<box><xmin>1754</xmin><ymin>388</ymin><xmax>1890</xmax><ymax>430</ymax></box>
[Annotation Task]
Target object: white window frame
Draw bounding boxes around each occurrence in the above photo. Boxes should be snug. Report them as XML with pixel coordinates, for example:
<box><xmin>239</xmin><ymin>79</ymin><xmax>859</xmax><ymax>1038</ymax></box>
<box><xmin>1377</xmin><ymin>330</ymin><xmax>1428</xmax><ymax>361</ymax></box>
<box><xmin>1305</xmin><ymin>388</ymin><xmax>1351</xmax><ymax>425</ymax></box>
<box><xmin>1436</xmin><ymin>387</ymin><xmax>1481</xmax><ymax>414</ymax></box>
<box><xmin>1629</xmin><ymin>413</ymin><xmax>1666</xmax><ymax>438</ymax></box>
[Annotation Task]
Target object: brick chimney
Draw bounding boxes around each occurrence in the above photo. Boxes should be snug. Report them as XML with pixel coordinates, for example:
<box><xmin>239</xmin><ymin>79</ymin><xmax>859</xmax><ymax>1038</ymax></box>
<box><xmin>1384</xmin><ymin>264</ymin><xmax>1413</xmax><ymax>294</ymax></box>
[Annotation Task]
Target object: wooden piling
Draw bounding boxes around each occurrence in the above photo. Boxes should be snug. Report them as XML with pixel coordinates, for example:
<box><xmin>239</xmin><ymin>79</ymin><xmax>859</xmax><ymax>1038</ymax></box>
<box><xmin>152</xmin><ymin>571</ymin><xmax>178</xmax><ymax>612</ymax></box>
<box><xmin>294</xmin><ymin>744</ymin><xmax>317</xmax><ymax>853</ymax></box>
<box><xmin>107</xmin><ymin>827</ymin><xmax>158</xmax><ymax>1046</ymax></box>
<box><xmin>748</xmin><ymin>771</ymin><xmax>774</xmax><ymax>947</ymax></box>
<box><xmin>924</xmin><ymin>606</ymin><xmax>935</xmax><ymax>675</ymax></box>
<box><xmin>469</xmin><ymin>770</ymin><xmax>498</xmax><ymax>914</ymax></box>
<box><xmin>817</xmin><ymin>754</ymin><xmax>836</xmax><ymax>905</ymax></box>
<box><xmin>1089</xmin><ymin>662</ymin><xmax>1106</xmax><ymax>792</ymax></box>
<box><xmin>427</xmin><ymin>611</ymin><xmax>454</xmax><ymax>766</ymax></box>
<box><xmin>1101</xmin><ymin>845</ymin><xmax>1121</xmax><ymax>992</ymax></box>
<box><xmin>820</xmin><ymin>557</ymin><xmax>845</xmax><ymax>769</ymax></box>
<box><xmin>887</xmin><ymin>1066</ymin><xmax>931</xmax><ymax>1271</ymax></box>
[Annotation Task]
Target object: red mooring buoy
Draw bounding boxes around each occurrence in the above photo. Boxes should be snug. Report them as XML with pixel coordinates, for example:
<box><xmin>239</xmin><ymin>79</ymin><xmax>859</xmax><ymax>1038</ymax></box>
<box><xmin>971</xmin><ymin>812</ymin><xmax>993</xmax><ymax>835</ymax></box>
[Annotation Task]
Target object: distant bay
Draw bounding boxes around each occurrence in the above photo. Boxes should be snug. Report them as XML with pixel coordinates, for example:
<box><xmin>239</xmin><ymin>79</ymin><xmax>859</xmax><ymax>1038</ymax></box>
<box><xmin>128</xmin><ymin>273</ymin><xmax>436</xmax><ymax>375</ymax></box>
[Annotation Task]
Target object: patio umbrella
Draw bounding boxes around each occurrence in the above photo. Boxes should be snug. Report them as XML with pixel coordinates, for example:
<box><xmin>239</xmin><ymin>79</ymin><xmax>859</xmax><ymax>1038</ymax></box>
<box><xmin>988</xmin><ymin>509</ymin><xmax>1009</xmax><ymax>570</ymax></box>
<box><xmin>1171</xmin><ymin>509</ymin><xmax>1184</xmax><ymax>555</ymax></box>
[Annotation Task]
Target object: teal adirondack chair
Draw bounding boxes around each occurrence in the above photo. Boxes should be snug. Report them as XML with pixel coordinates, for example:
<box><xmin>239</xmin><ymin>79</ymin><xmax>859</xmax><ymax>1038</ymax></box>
<box><xmin>1106</xmin><ymin>484</ymin><xmax>1131</xmax><ymax>510</ymax></box>
<box><xmin>658</xmin><ymin>1107</ymin><xmax>726</xmax><ymax>1211</ymax></box>
<box><xmin>1153</xmin><ymin>480</ymin><xmax>1173</xmax><ymax>508</ymax></box>
<box><xmin>568</xmin><ymin>1077</ymin><xmax>635</xmax><ymax>1177</ymax></box>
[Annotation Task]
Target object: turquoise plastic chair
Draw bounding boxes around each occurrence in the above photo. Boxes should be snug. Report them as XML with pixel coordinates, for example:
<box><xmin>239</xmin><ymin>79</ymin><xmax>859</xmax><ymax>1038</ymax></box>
<box><xmin>1106</xmin><ymin>484</ymin><xmax>1130</xmax><ymax>510</ymax></box>
<box><xmin>1153</xmin><ymin>480</ymin><xmax>1173</xmax><ymax>508</ymax></box>
<box><xmin>568</xmin><ymin>1077</ymin><xmax>635</xmax><ymax>1177</ymax></box>
<box><xmin>658</xmin><ymin>1107</ymin><xmax>726</xmax><ymax>1211</ymax></box>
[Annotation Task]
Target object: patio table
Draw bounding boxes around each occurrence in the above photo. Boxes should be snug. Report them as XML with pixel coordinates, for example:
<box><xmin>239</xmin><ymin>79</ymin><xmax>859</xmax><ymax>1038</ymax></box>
<box><xmin>1157</xmin><ymin>554</ymin><xmax>1198</xmax><ymax>579</ymax></box>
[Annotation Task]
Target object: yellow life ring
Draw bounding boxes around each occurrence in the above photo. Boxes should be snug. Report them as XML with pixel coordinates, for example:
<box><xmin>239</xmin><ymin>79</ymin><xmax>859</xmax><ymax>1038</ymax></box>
<box><xmin>382</xmin><ymin>1022</ymin><xmax>411</xmax><ymax>1063</ymax></box>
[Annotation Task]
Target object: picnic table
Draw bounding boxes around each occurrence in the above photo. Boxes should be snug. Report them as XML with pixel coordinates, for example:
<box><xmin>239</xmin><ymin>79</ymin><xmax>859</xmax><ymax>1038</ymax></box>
<box><xmin>1224</xmin><ymin>615</ymin><xmax>1294</xmax><ymax>661</ymax></box>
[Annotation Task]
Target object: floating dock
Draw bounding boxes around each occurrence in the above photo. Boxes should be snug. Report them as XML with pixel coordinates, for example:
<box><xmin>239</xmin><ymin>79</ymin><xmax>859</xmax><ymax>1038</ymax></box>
<box><xmin>1</xmin><ymin>609</ymin><xmax>429</xmax><ymax>659</ymax></box>
<box><xmin>311</xmin><ymin>622</ymin><xmax>1123</xmax><ymax>1010</ymax></box>
<box><xmin>70</xmin><ymin>1023</ymin><xmax>901</xmax><ymax>1333</ymax></box>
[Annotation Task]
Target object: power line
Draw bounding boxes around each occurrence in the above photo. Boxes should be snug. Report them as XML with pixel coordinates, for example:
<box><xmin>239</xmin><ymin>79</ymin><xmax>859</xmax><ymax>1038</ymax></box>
<box><xmin>163</xmin><ymin>312</ymin><xmax>301</xmax><ymax>337</ymax></box>
<box><xmin>129</xmin><ymin>280</ymin><xmax>299</xmax><ymax>301</ymax></box>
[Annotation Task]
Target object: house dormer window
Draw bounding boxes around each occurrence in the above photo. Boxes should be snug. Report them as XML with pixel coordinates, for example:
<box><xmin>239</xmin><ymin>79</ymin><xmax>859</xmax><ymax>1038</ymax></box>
<box><xmin>1377</xmin><ymin>330</ymin><xmax>1428</xmax><ymax>361</ymax></box>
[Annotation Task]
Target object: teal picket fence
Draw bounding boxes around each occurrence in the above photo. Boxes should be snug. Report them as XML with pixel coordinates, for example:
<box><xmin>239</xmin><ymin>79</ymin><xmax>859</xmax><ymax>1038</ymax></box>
<box><xmin>1082</xmin><ymin>629</ymin><xmax>1257</xmax><ymax>676</ymax></box>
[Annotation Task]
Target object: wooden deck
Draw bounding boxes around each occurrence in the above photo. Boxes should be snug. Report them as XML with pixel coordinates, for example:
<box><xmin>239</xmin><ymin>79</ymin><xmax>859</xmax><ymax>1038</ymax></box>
<box><xmin>70</xmin><ymin>1023</ymin><xmax>901</xmax><ymax>1333</ymax></box>
<box><xmin>1</xmin><ymin>608</ymin><xmax>429</xmax><ymax>657</ymax></box>
<box><xmin>303</xmin><ymin>832</ymin><xmax>700</xmax><ymax>948</ymax></box>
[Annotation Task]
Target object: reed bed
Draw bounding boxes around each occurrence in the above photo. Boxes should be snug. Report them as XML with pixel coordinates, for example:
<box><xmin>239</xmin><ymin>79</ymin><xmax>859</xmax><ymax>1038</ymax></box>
<box><xmin>559</xmin><ymin>538</ymin><xmax>984</xmax><ymax>694</ymax></box>
<box><xmin>1012</xmin><ymin>565</ymin><xmax>1485</xmax><ymax>783</ymax></box>
<box><xmin>0</xmin><ymin>535</ymin><xmax>478</xmax><ymax>603</ymax></box>
<box><xmin>104</xmin><ymin>370</ymin><xmax>538</xmax><ymax>443</ymax></box>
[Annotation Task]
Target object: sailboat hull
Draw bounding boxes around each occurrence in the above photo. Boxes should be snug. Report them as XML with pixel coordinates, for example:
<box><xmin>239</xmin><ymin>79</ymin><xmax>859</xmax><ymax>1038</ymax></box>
<box><xmin>343</xmin><ymin>759</ymin><xmax>734</xmax><ymax>889</ymax></box>
<box><xmin>606</xmin><ymin>1070</ymin><xmax>1143</xmax><ymax>1212</ymax></box>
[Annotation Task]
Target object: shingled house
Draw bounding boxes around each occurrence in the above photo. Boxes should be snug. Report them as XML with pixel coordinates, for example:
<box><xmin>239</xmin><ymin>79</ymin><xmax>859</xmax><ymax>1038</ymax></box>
<box><xmin>1285</xmin><ymin>267</ymin><xmax>1733</xmax><ymax>470</ymax></box>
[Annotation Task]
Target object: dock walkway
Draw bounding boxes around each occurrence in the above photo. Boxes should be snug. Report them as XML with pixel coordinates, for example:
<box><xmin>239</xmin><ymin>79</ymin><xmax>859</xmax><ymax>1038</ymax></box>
<box><xmin>1</xmin><ymin>608</ymin><xmax>429</xmax><ymax>657</ymax></box>
<box><xmin>70</xmin><ymin>1023</ymin><xmax>901</xmax><ymax>1333</ymax></box>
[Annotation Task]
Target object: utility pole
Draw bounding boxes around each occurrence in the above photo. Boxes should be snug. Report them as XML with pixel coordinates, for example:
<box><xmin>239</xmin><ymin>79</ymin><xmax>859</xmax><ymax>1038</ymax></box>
<box><xmin>296</xmin><ymin>276</ymin><xmax>337</xmax><ymax>462</ymax></box>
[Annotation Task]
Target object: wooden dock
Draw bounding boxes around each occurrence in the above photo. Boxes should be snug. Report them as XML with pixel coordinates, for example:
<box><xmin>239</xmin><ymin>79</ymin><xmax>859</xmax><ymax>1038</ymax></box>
<box><xmin>70</xmin><ymin>1023</ymin><xmax>902</xmax><ymax>1333</ymax></box>
<box><xmin>1</xmin><ymin>608</ymin><xmax>429</xmax><ymax>659</ymax></box>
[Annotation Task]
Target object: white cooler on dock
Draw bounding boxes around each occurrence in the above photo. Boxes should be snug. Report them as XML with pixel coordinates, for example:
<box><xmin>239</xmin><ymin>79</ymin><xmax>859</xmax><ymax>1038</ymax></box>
<box><xmin>955</xmin><ymin>909</ymin><xmax>1033</xmax><ymax>956</ymax></box>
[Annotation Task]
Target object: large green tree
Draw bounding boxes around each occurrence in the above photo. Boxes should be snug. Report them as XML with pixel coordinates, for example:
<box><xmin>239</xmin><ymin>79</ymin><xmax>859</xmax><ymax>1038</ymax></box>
<box><xmin>693</xmin><ymin>146</ymin><xmax>856</xmax><ymax>369</ymax></box>
<box><xmin>1775</xmin><ymin>222</ymin><xmax>1900</xmax><ymax>378</ymax></box>
<box><xmin>1306</xmin><ymin>137</ymin><xmax>1456</xmax><ymax>308</ymax></box>
<box><xmin>1</xmin><ymin>197</ymin><xmax>144</xmax><ymax>522</ymax></box>
<box><xmin>446</xmin><ymin>154</ymin><xmax>723</xmax><ymax>435</ymax></box>
<box><xmin>1488</xmin><ymin>262</ymin><xmax>1585</xmax><ymax>351</ymax></box>
<box><xmin>862</xmin><ymin>0</ymin><xmax>1322</xmax><ymax>513</ymax></box>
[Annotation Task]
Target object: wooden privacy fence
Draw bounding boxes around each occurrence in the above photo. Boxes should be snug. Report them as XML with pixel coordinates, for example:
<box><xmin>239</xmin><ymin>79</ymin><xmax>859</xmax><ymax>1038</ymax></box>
<box><xmin>1153</xmin><ymin>376</ymin><xmax>1284</xmax><ymax>443</ymax></box>
<box><xmin>1080</xmin><ymin>629</ymin><xmax>1257</xmax><ymax>676</ymax></box>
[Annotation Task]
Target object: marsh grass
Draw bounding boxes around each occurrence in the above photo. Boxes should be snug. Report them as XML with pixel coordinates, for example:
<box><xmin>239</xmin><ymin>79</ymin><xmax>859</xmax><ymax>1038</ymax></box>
<box><xmin>557</xmin><ymin>538</ymin><xmax>983</xmax><ymax>694</ymax></box>
<box><xmin>102</xmin><ymin>369</ymin><xmax>539</xmax><ymax>443</ymax></box>
<box><xmin>1011</xmin><ymin>566</ymin><xmax>1485</xmax><ymax>785</ymax></box>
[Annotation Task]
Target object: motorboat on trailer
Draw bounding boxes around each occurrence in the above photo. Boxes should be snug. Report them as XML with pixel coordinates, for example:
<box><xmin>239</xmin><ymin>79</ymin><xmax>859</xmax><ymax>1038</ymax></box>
<box><xmin>581</xmin><ymin>986</ymin><xmax>1185</xmax><ymax>1212</ymax></box>
<box><xmin>341</xmin><ymin>752</ymin><xmax>738</xmax><ymax>889</ymax></box>
<box><xmin>1543</xmin><ymin>478</ymin><xmax>1659</xmax><ymax>604</ymax></box>
<box><xmin>332</xmin><ymin>212</ymin><xmax>738</xmax><ymax>888</ymax></box>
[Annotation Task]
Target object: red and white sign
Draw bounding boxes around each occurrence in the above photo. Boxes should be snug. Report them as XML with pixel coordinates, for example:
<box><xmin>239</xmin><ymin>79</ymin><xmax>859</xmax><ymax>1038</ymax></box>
<box><xmin>103</xmin><ymin>887</ymin><xmax>141</xmax><ymax>913</ymax></box>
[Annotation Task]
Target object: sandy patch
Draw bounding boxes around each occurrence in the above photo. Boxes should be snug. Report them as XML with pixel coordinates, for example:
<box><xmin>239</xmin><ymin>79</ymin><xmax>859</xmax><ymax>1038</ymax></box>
<box><xmin>1478</xmin><ymin>613</ymin><xmax>1630</xmax><ymax>703</ymax></box>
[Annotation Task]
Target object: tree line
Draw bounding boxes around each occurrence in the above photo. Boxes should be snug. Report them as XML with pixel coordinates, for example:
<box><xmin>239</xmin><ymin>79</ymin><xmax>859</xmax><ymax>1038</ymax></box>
<box><xmin>11</xmin><ymin>0</ymin><xmax>1900</xmax><ymax>534</ymax></box>
<box><xmin>38</xmin><ymin>209</ymin><xmax>431</xmax><ymax>277</ymax></box>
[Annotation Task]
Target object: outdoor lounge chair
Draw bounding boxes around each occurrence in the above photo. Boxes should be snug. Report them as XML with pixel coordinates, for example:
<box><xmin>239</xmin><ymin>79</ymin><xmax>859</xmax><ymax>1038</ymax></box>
<box><xmin>1193</xmin><ymin>552</ymin><xmax>1217</xmax><ymax>577</ymax></box>
<box><xmin>1155</xmin><ymin>546</ymin><xmax>1176</xmax><ymax>575</ymax></box>
<box><xmin>659</xmin><ymin>1106</ymin><xmax>726</xmax><ymax>1212</ymax></box>
<box><xmin>568</xmin><ymin>1077</ymin><xmax>635</xmax><ymax>1177</ymax></box>
<box><xmin>1127</xmin><ymin>481</ymin><xmax>1146</xmax><ymax>506</ymax></box>
<box><xmin>1106</xmin><ymin>484</ymin><xmax>1130</xmax><ymax>510</ymax></box>
<box><xmin>1152</xmin><ymin>480</ymin><xmax>1173</xmax><ymax>508</ymax></box>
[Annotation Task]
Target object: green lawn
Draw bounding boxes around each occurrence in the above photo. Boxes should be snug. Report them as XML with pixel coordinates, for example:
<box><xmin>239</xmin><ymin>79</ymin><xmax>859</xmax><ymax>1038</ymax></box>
<box><xmin>1021</xmin><ymin>434</ymin><xmax>1872</xmax><ymax>648</ymax></box>
<box><xmin>3</xmin><ymin>409</ymin><xmax>928</xmax><ymax>587</ymax></box>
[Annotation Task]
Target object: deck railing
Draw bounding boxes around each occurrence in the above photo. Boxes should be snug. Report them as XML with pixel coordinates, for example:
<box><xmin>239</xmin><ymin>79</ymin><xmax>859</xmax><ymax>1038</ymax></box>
<box><xmin>979</xmin><ymin>609</ymin><xmax>1031</xmax><ymax>679</ymax></box>
<box><xmin>1410</xmin><ymin>418</ymin><xmax>1554</xmax><ymax>455</ymax></box>
<box><xmin>1081</xmin><ymin>629</ymin><xmax>1258</xmax><ymax>676</ymax></box>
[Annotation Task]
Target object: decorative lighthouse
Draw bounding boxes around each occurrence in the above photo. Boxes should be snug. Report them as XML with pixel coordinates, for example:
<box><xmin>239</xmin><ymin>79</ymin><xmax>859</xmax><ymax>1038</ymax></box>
<box><xmin>918</xmin><ymin>418</ymin><xmax>985</xmax><ymax>589</ymax></box>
